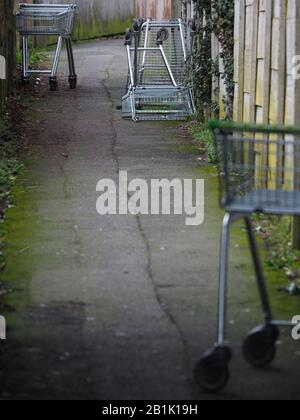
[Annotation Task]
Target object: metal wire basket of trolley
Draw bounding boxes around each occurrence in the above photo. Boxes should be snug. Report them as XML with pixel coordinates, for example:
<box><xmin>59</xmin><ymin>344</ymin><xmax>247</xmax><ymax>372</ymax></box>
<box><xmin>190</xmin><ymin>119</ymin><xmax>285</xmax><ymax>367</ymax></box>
<box><xmin>194</xmin><ymin>121</ymin><xmax>300</xmax><ymax>392</ymax></box>
<box><xmin>122</xmin><ymin>18</ymin><xmax>196</xmax><ymax>121</ymax></box>
<box><xmin>16</xmin><ymin>3</ymin><xmax>77</xmax><ymax>91</ymax></box>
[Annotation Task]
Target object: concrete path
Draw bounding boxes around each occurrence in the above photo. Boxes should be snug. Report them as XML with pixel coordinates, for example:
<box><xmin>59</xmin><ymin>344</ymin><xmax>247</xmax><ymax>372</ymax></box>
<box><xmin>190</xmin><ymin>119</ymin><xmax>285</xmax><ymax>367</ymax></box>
<box><xmin>0</xmin><ymin>39</ymin><xmax>300</xmax><ymax>400</ymax></box>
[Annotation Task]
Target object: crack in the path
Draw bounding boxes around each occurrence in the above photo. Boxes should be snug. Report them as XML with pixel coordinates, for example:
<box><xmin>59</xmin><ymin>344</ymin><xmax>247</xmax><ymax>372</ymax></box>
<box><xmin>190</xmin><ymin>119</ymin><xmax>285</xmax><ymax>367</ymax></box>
<box><xmin>58</xmin><ymin>129</ymin><xmax>72</xmax><ymax>201</ymax></box>
<box><xmin>134</xmin><ymin>215</ymin><xmax>192</xmax><ymax>373</ymax></box>
<box><xmin>102</xmin><ymin>69</ymin><xmax>193</xmax><ymax>385</ymax></box>
<box><xmin>102</xmin><ymin>70</ymin><xmax>120</xmax><ymax>174</ymax></box>
<box><xmin>58</xmin><ymin>128</ymin><xmax>85</xmax><ymax>267</ymax></box>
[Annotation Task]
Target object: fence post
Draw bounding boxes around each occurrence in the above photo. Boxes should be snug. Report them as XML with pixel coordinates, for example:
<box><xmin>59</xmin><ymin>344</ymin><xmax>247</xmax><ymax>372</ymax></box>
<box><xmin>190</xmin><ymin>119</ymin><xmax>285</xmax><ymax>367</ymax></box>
<box><xmin>293</xmin><ymin>219</ymin><xmax>300</xmax><ymax>249</ymax></box>
<box><xmin>0</xmin><ymin>0</ymin><xmax>15</xmax><ymax>113</ymax></box>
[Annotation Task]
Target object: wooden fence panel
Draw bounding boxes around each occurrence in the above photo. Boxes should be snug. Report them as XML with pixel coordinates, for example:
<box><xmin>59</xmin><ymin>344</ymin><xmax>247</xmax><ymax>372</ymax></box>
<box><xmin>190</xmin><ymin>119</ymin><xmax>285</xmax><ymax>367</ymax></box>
<box><xmin>134</xmin><ymin>0</ymin><xmax>173</xmax><ymax>19</ymax></box>
<box><xmin>233</xmin><ymin>0</ymin><xmax>300</xmax><ymax>129</ymax></box>
<box><xmin>234</xmin><ymin>0</ymin><xmax>300</xmax><ymax>247</ymax></box>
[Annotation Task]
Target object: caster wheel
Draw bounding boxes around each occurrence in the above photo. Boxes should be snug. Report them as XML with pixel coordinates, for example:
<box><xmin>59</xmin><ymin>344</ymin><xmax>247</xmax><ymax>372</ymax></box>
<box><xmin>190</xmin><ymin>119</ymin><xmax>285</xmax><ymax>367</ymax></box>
<box><xmin>243</xmin><ymin>324</ymin><xmax>279</xmax><ymax>368</ymax></box>
<box><xmin>194</xmin><ymin>346</ymin><xmax>232</xmax><ymax>393</ymax></box>
<box><xmin>49</xmin><ymin>77</ymin><xmax>58</xmax><ymax>92</ymax></box>
<box><xmin>22</xmin><ymin>77</ymin><xmax>30</xmax><ymax>86</ymax></box>
<box><xmin>69</xmin><ymin>75</ymin><xmax>77</xmax><ymax>89</ymax></box>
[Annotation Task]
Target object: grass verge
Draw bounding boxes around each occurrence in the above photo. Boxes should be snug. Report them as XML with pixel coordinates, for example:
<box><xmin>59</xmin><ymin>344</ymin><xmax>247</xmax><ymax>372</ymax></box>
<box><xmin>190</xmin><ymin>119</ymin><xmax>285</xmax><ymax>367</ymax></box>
<box><xmin>252</xmin><ymin>214</ymin><xmax>300</xmax><ymax>294</ymax></box>
<box><xmin>0</xmin><ymin>97</ymin><xmax>27</xmax><ymax>271</ymax></box>
<box><xmin>16</xmin><ymin>45</ymin><xmax>48</xmax><ymax>68</ymax></box>
<box><xmin>187</xmin><ymin>120</ymin><xmax>218</xmax><ymax>163</ymax></box>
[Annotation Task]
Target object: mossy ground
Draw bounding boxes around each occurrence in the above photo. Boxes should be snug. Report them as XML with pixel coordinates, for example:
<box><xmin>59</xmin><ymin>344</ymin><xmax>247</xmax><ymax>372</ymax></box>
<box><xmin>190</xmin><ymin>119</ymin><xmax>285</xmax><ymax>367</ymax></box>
<box><xmin>186</xmin><ymin>120</ymin><xmax>218</xmax><ymax>163</ymax></box>
<box><xmin>0</xmin><ymin>98</ymin><xmax>29</xmax><ymax>272</ymax></box>
<box><xmin>0</xmin><ymin>180</ymin><xmax>38</xmax><ymax>313</ymax></box>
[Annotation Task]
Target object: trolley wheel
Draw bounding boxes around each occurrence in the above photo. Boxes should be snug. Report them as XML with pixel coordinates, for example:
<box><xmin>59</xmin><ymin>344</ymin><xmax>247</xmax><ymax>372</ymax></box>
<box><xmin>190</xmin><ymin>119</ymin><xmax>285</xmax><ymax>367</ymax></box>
<box><xmin>189</xmin><ymin>19</ymin><xmax>197</xmax><ymax>32</ymax></box>
<box><xmin>133</xmin><ymin>18</ymin><xmax>144</xmax><ymax>32</ymax></box>
<box><xmin>194</xmin><ymin>346</ymin><xmax>232</xmax><ymax>393</ymax></box>
<box><xmin>49</xmin><ymin>77</ymin><xmax>58</xmax><ymax>92</ymax></box>
<box><xmin>22</xmin><ymin>76</ymin><xmax>30</xmax><ymax>86</ymax></box>
<box><xmin>135</xmin><ymin>101</ymin><xmax>142</xmax><ymax>111</ymax></box>
<box><xmin>157</xmin><ymin>28</ymin><xmax>169</xmax><ymax>45</ymax></box>
<box><xmin>242</xmin><ymin>324</ymin><xmax>279</xmax><ymax>368</ymax></box>
<box><xmin>69</xmin><ymin>75</ymin><xmax>77</xmax><ymax>90</ymax></box>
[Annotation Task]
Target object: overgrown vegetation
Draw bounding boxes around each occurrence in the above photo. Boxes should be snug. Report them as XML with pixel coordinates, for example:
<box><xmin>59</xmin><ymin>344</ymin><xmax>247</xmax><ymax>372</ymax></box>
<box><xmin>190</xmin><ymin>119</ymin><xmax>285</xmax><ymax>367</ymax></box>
<box><xmin>188</xmin><ymin>121</ymin><xmax>217</xmax><ymax>163</ymax></box>
<box><xmin>253</xmin><ymin>215</ymin><xmax>300</xmax><ymax>293</ymax></box>
<box><xmin>0</xmin><ymin>44</ymin><xmax>48</xmax><ymax>273</ymax></box>
<box><xmin>0</xmin><ymin>98</ymin><xmax>27</xmax><ymax>271</ymax></box>
<box><xmin>16</xmin><ymin>46</ymin><xmax>47</xmax><ymax>67</ymax></box>
<box><xmin>190</xmin><ymin>0</ymin><xmax>235</xmax><ymax>120</ymax></box>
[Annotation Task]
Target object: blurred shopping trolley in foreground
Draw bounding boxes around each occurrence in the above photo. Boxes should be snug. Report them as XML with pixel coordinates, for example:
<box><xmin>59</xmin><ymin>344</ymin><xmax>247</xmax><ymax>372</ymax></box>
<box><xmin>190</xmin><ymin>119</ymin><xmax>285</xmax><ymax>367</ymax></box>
<box><xmin>122</xmin><ymin>18</ymin><xmax>196</xmax><ymax>121</ymax></box>
<box><xmin>195</xmin><ymin>121</ymin><xmax>300</xmax><ymax>392</ymax></box>
<box><xmin>16</xmin><ymin>3</ymin><xmax>77</xmax><ymax>91</ymax></box>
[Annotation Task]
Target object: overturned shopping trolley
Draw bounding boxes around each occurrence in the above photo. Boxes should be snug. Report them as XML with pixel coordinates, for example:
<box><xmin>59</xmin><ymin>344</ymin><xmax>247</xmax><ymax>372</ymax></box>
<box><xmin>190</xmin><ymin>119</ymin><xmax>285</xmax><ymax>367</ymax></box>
<box><xmin>122</xmin><ymin>18</ymin><xmax>196</xmax><ymax>121</ymax></box>
<box><xmin>16</xmin><ymin>3</ymin><xmax>77</xmax><ymax>91</ymax></box>
<box><xmin>195</xmin><ymin>121</ymin><xmax>300</xmax><ymax>393</ymax></box>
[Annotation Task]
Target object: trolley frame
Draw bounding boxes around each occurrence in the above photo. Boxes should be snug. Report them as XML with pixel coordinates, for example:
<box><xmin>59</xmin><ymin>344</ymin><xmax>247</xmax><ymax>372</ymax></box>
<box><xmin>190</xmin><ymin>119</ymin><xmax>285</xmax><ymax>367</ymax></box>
<box><xmin>16</xmin><ymin>3</ymin><xmax>77</xmax><ymax>91</ymax></box>
<box><xmin>122</xmin><ymin>18</ymin><xmax>196</xmax><ymax>121</ymax></box>
<box><xmin>195</xmin><ymin>120</ymin><xmax>300</xmax><ymax>393</ymax></box>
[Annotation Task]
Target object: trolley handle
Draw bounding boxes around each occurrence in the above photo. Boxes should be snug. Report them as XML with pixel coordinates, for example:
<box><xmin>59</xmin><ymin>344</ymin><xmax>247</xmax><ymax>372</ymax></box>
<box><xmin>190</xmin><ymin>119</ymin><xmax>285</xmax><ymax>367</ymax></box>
<box><xmin>189</xmin><ymin>19</ymin><xmax>197</xmax><ymax>32</ymax></box>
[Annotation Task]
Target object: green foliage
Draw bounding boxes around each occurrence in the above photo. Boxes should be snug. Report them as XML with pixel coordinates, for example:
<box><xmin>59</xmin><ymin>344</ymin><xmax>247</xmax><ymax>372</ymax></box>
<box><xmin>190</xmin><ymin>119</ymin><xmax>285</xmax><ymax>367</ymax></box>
<box><xmin>190</xmin><ymin>0</ymin><xmax>234</xmax><ymax>119</ymax></box>
<box><xmin>16</xmin><ymin>46</ymin><xmax>47</xmax><ymax>67</ymax></box>
<box><xmin>0</xmin><ymin>116</ymin><xmax>24</xmax><ymax>207</ymax></box>
<box><xmin>188</xmin><ymin>121</ymin><xmax>218</xmax><ymax>163</ymax></box>
<box><xmin>211</xmin><ymin>0</ymin><xmax>235</xmax><ymax>115</ymax></box>
<box><xmin>189</xmin><ymin>1</ymin><xmax>213</xmax><ymax>117</ymax></box>
<box><xmin>252</xmin><ymin>214</ymin><xmax>300</xmax><ymax>280</ymax></box>
<box><xmin>0</xmin><ymin>112</ymin><xmax>24</xmax><ymax>271</ymax></box>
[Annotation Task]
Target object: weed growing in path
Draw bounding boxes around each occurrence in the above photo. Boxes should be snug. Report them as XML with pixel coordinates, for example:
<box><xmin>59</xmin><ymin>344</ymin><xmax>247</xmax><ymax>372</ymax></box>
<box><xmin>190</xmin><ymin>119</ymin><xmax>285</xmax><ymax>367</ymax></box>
<box><xmin>187</xmin><ymin>121</ymin><xmax>218</xmax><ymax>163</ymax></box>
<box><xmin>252</xmin><ymin>214</ymin><xmax>300</xmax><ymax>293</ymax></box>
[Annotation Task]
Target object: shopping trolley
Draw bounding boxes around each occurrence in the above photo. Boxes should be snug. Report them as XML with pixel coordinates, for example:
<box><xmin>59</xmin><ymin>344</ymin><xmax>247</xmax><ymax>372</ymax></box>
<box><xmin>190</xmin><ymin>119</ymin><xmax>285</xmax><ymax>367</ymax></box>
<box><xmin>122</xmin><ymin>18</ymin><xmax>196</xmax><ymax>121</ymax></box>
<box><xmin>16</xmin><ymin>3</ymin><xmax>77</xmax><ymax>91</ymax></box>
<box><xmin>194</xmin><ymin>120</ymin><xmax>300</xmax><ymax>392</ymax></box>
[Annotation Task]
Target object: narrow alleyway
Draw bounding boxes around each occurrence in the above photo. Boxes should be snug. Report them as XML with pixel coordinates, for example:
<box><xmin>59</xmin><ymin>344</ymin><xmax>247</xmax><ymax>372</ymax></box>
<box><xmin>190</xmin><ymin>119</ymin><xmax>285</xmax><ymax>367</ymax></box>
<box><xmin>0</xmin><ymin>39</ymin><xmax>299</xmax><ymax>400</ymax></box>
